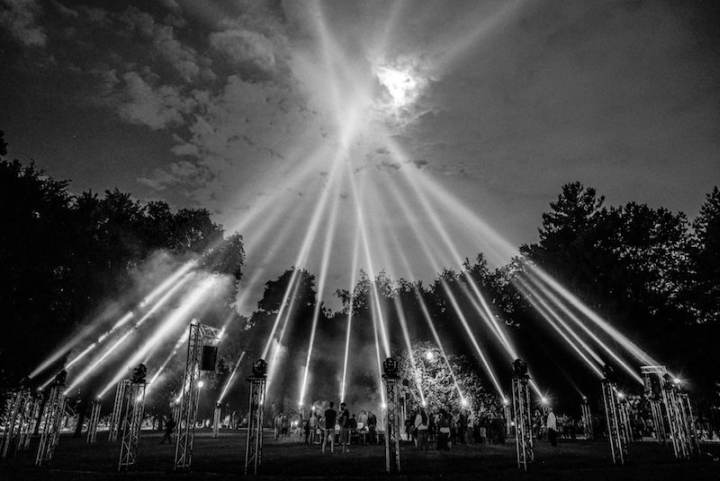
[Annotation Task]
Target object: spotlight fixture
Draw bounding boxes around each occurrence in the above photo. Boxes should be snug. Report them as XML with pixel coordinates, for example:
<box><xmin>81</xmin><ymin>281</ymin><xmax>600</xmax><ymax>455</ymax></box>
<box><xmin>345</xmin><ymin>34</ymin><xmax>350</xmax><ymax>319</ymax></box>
<box><xmin>252</xmin><ymin>359</ymin><xmax>268</xmax><ymax>378</ymax></box>
<box><xmin>132</xmin><ymin>363</ymin><xmax>147</xmax><ymax>384</ymax></box>
<box><xmin>512</xmin><ymin>359</ymin><xmax>528</xmax><ymax>378</ymax></box>
<box><xmin>383</xmin><ymin>357</ymin><xmax>399</xmax><ymax>378</ymax></box>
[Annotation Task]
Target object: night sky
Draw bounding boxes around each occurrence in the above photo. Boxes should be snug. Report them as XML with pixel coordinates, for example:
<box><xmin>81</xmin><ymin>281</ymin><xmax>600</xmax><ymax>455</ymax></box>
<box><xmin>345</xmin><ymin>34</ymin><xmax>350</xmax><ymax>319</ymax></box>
<box><xmin>2</xmin><ymin>0</ymin><xmax>719</xmax><ymax>310</ymax></box>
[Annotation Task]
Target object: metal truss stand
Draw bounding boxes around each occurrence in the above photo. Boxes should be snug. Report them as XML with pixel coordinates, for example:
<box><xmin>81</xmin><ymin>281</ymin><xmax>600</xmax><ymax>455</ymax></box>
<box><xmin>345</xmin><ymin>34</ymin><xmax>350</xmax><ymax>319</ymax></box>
<box><xmin>86</xmin><ymin>399</ymin><xmax>101</xmax><ymax>444</ymax></box>
<box><xmin>601</xmin><ymin>377</ymin><xmax>629</xmax><ymax>465</ymax></box>
<box><xmin>1</xmin><ymin>387</ymin><xmax>29</xmax><ymax>458</ymax></box>
<box><xmin>244</xmin><ymin>359</ymin><xmax>267</xmax><ymax>475</ymax></box>
<box><xmin>618</xmin><ymin>396</ymin><xmax>632</xmax><ymax>442</ymax></box>
<box><xmin>35</xmin><ymin>378</ymin><xmax>67</xmax><ymax>466</ymax></box>
<box><xmin>678</xmin><ymin>392</ymin><xmax>699</xmax><ymax>455</ymax></box>
<box><xmin>382</xmin><ymin>358</ymin><xmax>401</xmax><ymax>473</ymax></box>
<box><xmin>641</xmin><ymin>365</ymin><xmax>696</xmax><ymax>459</ymax></box>
<box><xmin>641</xmin><ymin>366</ymin><xmax>666</xmax><ymax>442</ymax></box>
<box><xmin>511</xmin><ymin>359</ymin><xmax>533</xmax><ymax>471</ymax></box>
<box><xmin>174</xmin><ymin>320</ymin><xmax>220</xmax><ymax>470</ymax></box>
<box><xmin>213</xmin><ymin>403</ymin><xmax>222</xmax><ymax>438</ymax></box>
<box><xmin>17</xmin><ymin>394</ymin><xmax>41</xmax><ymax>454</ymax></box>
<box><xmin>581</xmin><ymin>397</ymin><xmax>593</xmax><ymax>440</ymax></box>
<box><xmin>661</xmin><ymin>375</ymin><xmax>693</xmax><ymax>459</ymax></box>
<box><xmin>108</xmin><ymin>380</ymin><xmax>130</xmax><ymax>441</ymax></box>
<box><xmin>118</xmin><ymin>377</ymin><xmax>146</xmax><ymax>471</ymax></box>
<box><xmin>503</xmin><ymin>400</ymin><xmax>513</xmax><ymax>438</ymax></box>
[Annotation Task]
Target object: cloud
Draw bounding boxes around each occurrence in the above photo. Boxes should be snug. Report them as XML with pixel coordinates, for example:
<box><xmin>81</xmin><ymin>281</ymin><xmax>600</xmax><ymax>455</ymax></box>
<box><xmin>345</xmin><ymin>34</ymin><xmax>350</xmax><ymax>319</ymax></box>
<box><xmin>117</xmin><ymin>71</ymin><xmax>196</xmax><ymax>130</ymax></box>
<box><xmin>209</xmin><ymin>28</ymin><xmax>276</xmax><ymax>73</ymax></box>
<box><xmin>0</xmin><ymin>0</ymin><xmax>46</xmax><ymax>47</ymax></box>
<box><xmin>120</xmin><ymin>6</ymin><xmax>202</xmax><ymax>82</ymax></box>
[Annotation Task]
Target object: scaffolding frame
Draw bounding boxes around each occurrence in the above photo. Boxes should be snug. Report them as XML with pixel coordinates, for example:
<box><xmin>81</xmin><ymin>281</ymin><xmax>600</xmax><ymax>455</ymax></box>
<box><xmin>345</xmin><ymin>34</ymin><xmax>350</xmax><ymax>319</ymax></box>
<box><xmin>174</xmin><ymin>320</ymin><xmax>220</xmax><ymax>470</ymax></box>
<box><xmin>1</xmin><ymin>388</ymin><xmax>29</xmax><ymax>458</ymax></box>
<box><xmin>641</xmin><ymin>365</ymin><xmax>696</xmax><ymax>459</ymax></box>
<box><xmin>511</xmin><ymin>361</ymin><xmax>533</xmax><ymax>471</ymax></box>
<box><xmin>244</xmin><ymin>368</ymin><xmax>267</xmax><ymax>475</ymax></box>
<box><xmin>382</xmin><ymin>364</ymin><xmax>401</xmax><ymax>473</ymax></box>
<box><xmin>581</xmin><ymin>398</ymin><xmax>593</xmax><ymax>440</ymax></box>
<box><xmin>35</xmin><ymin>384</ymin><xmax>66</xmax><ymax>466</ymax></box>
<box><xmin>213</xmin><ymin>403</ymin><xmax>222</xmax><ymax>438</ymax></box>
<box><xmin>601</xmin><ymin>378</ymin><xmax>629</xmax><ymax>465</ymax></box>
<box><xmin>108</xmin><ymin>380</ymin><xmax>130</xmax><ymax>442</ymax></box>
<box><xmin>86</xmin><ymin>399</ymin><xmax>102</xmax><ymax>444</ymax></box>
<box><xmin>641</xmin><ymin>365</ymin><xmax>666</xmax><ymax>442</ymax></box>
<box><xmin>17</xmin><ymin>394</ymin><xmax>41</xmax><ymax>453</ymax></box>
<box><xmin>117</xmin><ymin>381</ymin><xmax>146</xmax><ymax>471</ymax></box>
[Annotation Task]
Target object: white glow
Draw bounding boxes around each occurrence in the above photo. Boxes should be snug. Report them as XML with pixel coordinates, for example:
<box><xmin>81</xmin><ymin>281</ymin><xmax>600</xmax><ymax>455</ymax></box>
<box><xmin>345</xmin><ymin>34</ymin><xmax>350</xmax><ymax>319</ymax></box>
<box><xmin>97</xmin><ymin>276</ymin><xmax>220</xmax><ymax>398</ymax></box>
<box><xmin>376</xmin><ymin>66</ymin><xmax>421</xmax><ymax>109</ymax></box>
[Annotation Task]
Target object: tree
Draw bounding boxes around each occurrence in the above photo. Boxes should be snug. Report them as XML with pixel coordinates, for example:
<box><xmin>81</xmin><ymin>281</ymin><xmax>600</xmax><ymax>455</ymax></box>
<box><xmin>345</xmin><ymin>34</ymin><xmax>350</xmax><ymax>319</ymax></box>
<box><xmin>397</xmin><ymin>342</ymin><xmax>497</xmax><ymax>419</ymax></box>
<box><xmin>689</xmin><ymin>187</ymin><xmax>720</xmax><ymax>324</ymax></box>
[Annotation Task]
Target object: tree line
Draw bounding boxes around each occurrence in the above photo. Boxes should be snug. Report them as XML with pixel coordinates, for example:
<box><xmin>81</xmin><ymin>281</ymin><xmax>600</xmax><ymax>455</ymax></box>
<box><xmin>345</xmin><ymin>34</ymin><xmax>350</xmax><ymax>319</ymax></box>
<box><xmin>1</xmin><ymin>129</ymin><xmax>717</xmax><ymax>417</ymax></box>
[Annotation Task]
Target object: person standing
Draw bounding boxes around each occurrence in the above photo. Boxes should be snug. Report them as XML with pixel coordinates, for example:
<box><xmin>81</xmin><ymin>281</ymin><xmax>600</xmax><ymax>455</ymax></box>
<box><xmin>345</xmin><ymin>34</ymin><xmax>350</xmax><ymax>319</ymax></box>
<box><xmin>367</xmin><ymin>411</ymin><xmax>378</xmax><ymax>444</ymax></box>
<box><xmin>437</xmin><ymin>410</ymin><xmax>451</xmax><ymax>450</ymax></box>
<box><xmin>339</xmin><ymin>402</ymin><xmax>351</xmax><ymax>453</ymax></box>
<box><xmin>322</xmin><ymin>402</ymin><xmax>337</xmax><ymax>454</ymax></box>
<box><xmin>546</xmin><ymin>408</ymin><xmax>558</xmax><ymax>447</ymax></box>
<box><xmin>309</xmin><ymin>410</ymin><xmax>317</xmax><ymax>444</ymax></box>
<box><xmin>414</xmin><ymin>407</ymin><xmax>429</xmax><ymax>450</ymax></box>
<box><xmin>159</xmin><ymin>415</ymin><xmax>175</xmax><ymax>444</ymax></box>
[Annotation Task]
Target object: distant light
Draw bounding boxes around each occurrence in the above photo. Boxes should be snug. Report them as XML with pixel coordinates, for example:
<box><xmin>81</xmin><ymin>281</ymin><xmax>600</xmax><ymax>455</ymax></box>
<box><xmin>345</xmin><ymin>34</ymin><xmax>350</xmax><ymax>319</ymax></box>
<box><xmin>511</xmin><ymin>421</ymin><xmax>515</xmax><ymax>426</ymax></box>
<box><xmin>617</xmin><ymin>391</ymin><xmax>625</xmax><ymax>399</ymax></box>
<box><xmin>424</xmin><ymin>351</ymin><xmax>435</xmax><ymax>361</ymax></box>
<box><xmin>381</xmin><ymin>402</ymin><xmax>387</xmax><ymax>410</ymax></box>
<box><xmin>540</xmin><ymin>396</ymin><xmax>549</xmax><ymax>405</ymax></box>
<box><xmin>311</xmin><ymin>406</ymin><xmax>316</xmax><ymax>412</ymax></box>
<box><xmin>673</xmin><ymin>378</ymin><xmax>682</xmax><ymax>385</ymax></box>
<box><xmin>461</xmin><ymin>398</ymin><xmax>469</xmax><ymax>407</ymax></box>
<box><xmin>197</xmin><ymin>380</ymin><xmax>205</xmax><ymax>389</ymax></box>
<box><xmin>421</xmin><ymin>400</ymin><xmax>427</xmax><ymax>407</ymax></box>
<box><xmin>502</xmin><ymin>398</ymin><xmax>510</xmax><ymax>406</ymax></box>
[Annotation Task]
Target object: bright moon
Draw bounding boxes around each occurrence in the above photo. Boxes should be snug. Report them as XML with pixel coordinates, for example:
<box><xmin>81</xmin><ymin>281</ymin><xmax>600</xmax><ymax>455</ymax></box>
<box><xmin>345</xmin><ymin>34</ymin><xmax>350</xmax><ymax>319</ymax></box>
<box><xmin>375</xmin><ymin>66</ymin><xmax>422</xmax><ymax>110</ymax></box>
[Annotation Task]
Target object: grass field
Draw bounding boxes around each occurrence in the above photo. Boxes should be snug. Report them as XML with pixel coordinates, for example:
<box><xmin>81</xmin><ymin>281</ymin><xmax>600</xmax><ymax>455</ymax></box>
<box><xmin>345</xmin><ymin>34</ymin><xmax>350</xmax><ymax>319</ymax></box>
<box><xmin>2</xmin><ymin>430</ymin><xmax>719</xmax><ymax>480</ymax></box>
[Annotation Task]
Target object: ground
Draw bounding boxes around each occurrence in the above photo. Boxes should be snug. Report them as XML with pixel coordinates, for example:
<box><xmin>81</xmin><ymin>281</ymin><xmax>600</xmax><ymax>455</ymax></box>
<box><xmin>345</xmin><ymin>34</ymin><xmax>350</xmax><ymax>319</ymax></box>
<box><xmin>1</xmin><ymin>430</ymin><xmax>719</xmax><ymax>480</ymax></box>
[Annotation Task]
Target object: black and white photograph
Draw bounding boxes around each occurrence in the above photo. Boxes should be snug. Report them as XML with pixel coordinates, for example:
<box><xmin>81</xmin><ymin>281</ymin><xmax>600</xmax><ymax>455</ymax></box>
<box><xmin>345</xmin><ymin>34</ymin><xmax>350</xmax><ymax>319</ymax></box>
<box><xmin>1</xmin><ymin>1</ymin><xmax>719</xmax><ymax>479</ymax></box>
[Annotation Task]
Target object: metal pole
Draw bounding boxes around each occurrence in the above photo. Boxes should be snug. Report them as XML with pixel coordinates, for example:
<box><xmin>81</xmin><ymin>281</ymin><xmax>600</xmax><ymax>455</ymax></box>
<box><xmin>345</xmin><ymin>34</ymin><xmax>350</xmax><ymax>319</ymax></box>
<box><xmin>244</xmin><ymin>359</ymin><xmax>267</xmax><ymax>475</ymax></box>
<box><xmin>87</xmin><ymin>399</ymin><xmax>102</xmax><ymax>444</ymax></box>
<box><xmin>35</xmin><ymin>372</ymin><xmax>67</xmax><ymax>466</ymax></box>
<box><xmin>213</xmin><ymin>403</ymin><xmax>222</xmax><ymax>438</ymax></box>
<box><xmin>382</xmin><ymin>359</ymin><xmax>401</xmax><ymax>473</ymax></box>
<box><xmin>511</xmin><ymin>359</ymin><xmax>533</xmax><ymax>471</ymax></box>
<box><xmin>118</xmin><ymin>372</ymin><xmax>146</xmax><ymax>471</ymax></box>
<box><xmin>108</xmin><ymin>380</ymin><xmax>129</xmax><ymax>441</ymax></box>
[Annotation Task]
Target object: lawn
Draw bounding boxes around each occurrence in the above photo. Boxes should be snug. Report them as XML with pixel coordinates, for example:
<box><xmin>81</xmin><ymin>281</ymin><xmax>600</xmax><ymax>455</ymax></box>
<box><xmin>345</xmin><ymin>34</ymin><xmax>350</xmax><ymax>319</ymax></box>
<box><xmin>1</xmin><ymin>430</ymin><xmax>719</xmax><ymax>480</ymax></box>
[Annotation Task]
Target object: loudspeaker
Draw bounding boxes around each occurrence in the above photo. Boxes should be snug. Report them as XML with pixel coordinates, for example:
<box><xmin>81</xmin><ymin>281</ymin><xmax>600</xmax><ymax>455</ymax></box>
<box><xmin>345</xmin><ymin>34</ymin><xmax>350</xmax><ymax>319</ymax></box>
<box><xmin>200</xmin><ymin>345</ymin><xmax>218</xmax><ymax>371</ymax></box>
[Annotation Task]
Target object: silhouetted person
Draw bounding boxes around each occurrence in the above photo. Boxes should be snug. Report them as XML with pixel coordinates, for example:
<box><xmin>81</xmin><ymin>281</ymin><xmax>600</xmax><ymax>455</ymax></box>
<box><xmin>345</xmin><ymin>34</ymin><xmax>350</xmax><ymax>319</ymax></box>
<box><xmin>547</xmin><ymin>408</ymin><xmax>558</xmax><ymax>446</ymax></box>
<box><xmin>160</xmin><ymin>416</ymin><xmax>175</xmax><ymax>444</ymax></box>
<box><xmin>322</xmin><ymin>402</ymin><xmax>337</xmax><ymax>453</ymax></box>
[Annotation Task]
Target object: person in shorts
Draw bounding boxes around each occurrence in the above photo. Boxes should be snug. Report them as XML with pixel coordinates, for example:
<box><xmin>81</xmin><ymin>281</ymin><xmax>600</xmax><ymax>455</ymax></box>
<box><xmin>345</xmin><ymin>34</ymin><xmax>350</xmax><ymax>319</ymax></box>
<box><xmin>322</xmin><ymin>402</ymin><xmax>337</xmax><ymax>453</ymax></box>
